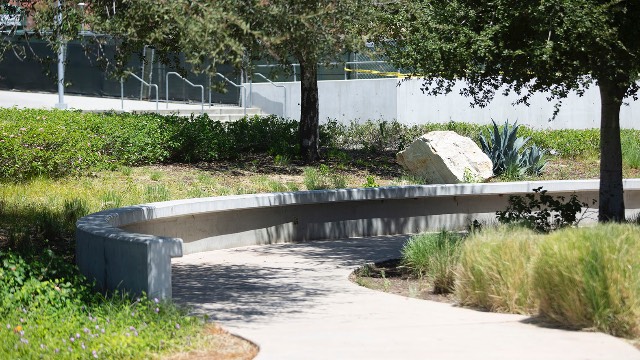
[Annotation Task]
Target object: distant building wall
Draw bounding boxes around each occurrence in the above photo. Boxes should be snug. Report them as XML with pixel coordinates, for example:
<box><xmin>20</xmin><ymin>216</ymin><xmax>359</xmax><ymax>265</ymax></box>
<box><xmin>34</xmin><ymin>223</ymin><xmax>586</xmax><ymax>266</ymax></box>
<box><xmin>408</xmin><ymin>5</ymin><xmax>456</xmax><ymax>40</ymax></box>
<box><xmin>250</xmin><ymin>78</ymin><xmax>639</xmax><ymax>129</ymax></box>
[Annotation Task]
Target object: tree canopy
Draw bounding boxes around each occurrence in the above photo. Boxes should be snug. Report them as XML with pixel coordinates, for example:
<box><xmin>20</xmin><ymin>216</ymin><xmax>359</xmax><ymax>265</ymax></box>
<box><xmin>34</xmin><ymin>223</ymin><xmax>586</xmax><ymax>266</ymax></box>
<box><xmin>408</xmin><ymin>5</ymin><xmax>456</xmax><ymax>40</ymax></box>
<box><xmin>87</xmin><ymin>0</ymin><xmax>369</xmax><ymax>163</ymax></box>
<box><xmin>373</xmin><ymin>0</ymin><xmax>640</xmax><ymax>221</ymax></box>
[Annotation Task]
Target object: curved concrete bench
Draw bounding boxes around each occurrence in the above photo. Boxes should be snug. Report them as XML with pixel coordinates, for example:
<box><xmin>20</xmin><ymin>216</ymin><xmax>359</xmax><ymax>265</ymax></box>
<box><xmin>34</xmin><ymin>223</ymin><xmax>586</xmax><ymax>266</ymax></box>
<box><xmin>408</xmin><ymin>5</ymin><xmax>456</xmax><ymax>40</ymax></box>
<box><xmin>76</xmin><ymin>179</ymin><xmax>640</xmax><ymax>299</ymax></box>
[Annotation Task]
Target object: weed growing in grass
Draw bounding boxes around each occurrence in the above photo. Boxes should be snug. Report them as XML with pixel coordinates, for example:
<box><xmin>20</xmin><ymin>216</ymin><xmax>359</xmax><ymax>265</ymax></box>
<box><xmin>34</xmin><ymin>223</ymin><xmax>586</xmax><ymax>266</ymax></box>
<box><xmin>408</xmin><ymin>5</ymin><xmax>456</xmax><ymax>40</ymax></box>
<box><xmin>533</xmin><ymin>224</ymin><xmax>640</xmax><ymax>338</ymax></box>
<box><xmin>456</xmin><ymin>226</ymin><xmax>541</xmax><ymax>314</ymax></box>
<box><xmin>252</xmin><ymin>176</ymin><xmax>289</xmax><ymax>193</ymax></box>
<box><xmin>273</xmin><ymin>154</ymin><xmax>291</xmax><ymax>166</ymax></box>
<box><xmin>187</xmin><ymin>187</ymin><xmax>208</xmax><ymax>199</ymax></box>
<box><xmin>362</xmin><ymin>175</ymin><xmax>379</xmax><ymax>188</ymax></box>
<box><xmin>144</xmin><ymin>185</ymin><xmax>170</xmax><ymax>203</ymax></box>
<box><xmin>401</xmin><ymin>231</ymin><xmax>464</xmax><ymax>294</ymax></box>
<box><xmin>149</xmin><ymin>171</ymin><xmax>163</xmax><ymax>181</ymax></box>
<box><xmin>303</xmin><ymin>165</ymin><xmax>347</xmax><ymax>190</ymax></box>
<box><xmin>119</xmin><ymin>165</ymin><xmax>133</xmax><ymax>176</ymax></box>
<box><xmin>100</xmin><ymin>191</ymin><xmax>123</xmax><ymax>210</ymax></box>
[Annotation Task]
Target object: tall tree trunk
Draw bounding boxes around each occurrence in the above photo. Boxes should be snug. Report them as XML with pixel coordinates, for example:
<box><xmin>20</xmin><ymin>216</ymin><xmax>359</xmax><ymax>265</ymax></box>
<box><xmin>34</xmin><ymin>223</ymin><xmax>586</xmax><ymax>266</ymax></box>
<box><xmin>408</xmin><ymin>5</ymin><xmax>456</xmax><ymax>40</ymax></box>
<box><xmin>598</xmin><ymin>78</ymin><xmax>627</xmax><ymax>222</ymax></box>
<box><xmin>298</xmin><ymin>58</ymin><xmax>320</xmax><ymax>163</ymax></box>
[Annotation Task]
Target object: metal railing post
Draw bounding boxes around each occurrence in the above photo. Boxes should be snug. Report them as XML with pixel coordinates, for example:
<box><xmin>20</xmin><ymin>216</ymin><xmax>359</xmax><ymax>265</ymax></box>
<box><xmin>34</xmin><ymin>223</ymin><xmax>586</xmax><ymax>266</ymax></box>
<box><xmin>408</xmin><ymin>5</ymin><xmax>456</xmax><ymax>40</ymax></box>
<box><xmin>215</xmin><ymin>73</ymin><xmax>247</xmax><ymax>117</ymax></box>
<box><xmin>124</xmin><ymin>71</ymin><xmax>159</xmax><ymax>111</ymax></box>
<box><xmin>255</xmin><ymin>72</ymin><xmax>287</xmax><ymax>118</ymax></box>
<box><xmin>120</xmin><ymin>78</ymin><xmax>124</xmax><ymax>110</ymax></box>
<box><xmin>165</xmin><ymin>72</ymin><xmax>204</xmax><ymax>114</ymax></box>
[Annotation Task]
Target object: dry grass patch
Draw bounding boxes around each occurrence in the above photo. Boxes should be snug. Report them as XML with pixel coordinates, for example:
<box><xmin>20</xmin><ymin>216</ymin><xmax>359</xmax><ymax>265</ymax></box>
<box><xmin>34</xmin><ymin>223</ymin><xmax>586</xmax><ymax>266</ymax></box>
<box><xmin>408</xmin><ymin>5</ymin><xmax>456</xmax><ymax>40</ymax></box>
<box><xmin>163</xmin><ymin>325</ymin><xmax>257</xmax><ymax>360</ymax></box>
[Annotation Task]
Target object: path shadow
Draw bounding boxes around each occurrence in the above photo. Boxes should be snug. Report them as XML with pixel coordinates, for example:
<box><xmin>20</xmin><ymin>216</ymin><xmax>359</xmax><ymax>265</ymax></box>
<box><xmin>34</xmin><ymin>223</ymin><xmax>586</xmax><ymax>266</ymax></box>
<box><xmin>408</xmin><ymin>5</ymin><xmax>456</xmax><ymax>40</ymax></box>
<box><xmin>229</xmin><ymin>235</ymin><xmax>411</xmax><ymax>267</ymax></box>
<box><xmin>172</xmin><ymin>235</ymin><xmax>410</xmax><ymax>324</ymax></box>
<box><xmin>172</xmin><ymin>262</ymin><xmax>327</xmax><ymax>323</ymax></box>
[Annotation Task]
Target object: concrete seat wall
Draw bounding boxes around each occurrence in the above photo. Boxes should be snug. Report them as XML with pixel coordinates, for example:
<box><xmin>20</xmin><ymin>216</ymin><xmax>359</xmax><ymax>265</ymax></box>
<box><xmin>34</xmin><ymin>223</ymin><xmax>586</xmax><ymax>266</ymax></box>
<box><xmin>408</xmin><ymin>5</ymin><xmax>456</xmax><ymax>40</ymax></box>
<box><xmin>76</xmin><ymin>179</ymin><xmax>640</xmax><ymax>299</ymax></box>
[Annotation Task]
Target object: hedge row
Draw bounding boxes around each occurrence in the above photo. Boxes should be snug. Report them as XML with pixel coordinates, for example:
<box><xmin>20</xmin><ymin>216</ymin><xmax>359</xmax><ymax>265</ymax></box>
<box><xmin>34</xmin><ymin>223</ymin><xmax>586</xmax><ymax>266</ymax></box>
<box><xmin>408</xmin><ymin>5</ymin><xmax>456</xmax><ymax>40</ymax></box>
<box><xmin>2</xmin><ymin>108</ymin><xmax>638</xmax><ymax>180</ymax></box>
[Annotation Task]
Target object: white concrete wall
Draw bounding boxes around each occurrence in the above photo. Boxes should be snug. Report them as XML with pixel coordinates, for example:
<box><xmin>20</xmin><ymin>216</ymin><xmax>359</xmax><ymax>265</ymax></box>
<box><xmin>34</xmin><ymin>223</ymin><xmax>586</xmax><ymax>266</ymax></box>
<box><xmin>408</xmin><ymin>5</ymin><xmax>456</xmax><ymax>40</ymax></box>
<box><xmin>250</xmin><ymin>78</ymin><xmax>640</xmax><ymax>129</ymax></box>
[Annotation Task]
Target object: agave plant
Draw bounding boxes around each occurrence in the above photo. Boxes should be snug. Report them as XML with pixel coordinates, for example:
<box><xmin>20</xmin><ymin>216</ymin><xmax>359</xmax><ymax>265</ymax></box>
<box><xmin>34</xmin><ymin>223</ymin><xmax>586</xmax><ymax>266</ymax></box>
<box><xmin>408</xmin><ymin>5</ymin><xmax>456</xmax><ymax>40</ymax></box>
<box><xmin>479</xmin><ymin>120</ymin><xmax>546</xmax><ymax>177</ymax></box>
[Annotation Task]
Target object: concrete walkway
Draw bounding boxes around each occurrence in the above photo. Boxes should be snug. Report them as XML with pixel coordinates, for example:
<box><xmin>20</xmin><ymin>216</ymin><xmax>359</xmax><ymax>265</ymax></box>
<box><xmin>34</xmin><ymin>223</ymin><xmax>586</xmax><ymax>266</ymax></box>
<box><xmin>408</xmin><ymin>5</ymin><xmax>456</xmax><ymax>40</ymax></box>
<box><xmin>172</xmin><ymin>236</ymin><xmax>640</xmax><ymax>360</ymax></box>
<box><xmin>0</xmin><ymin>89</ymin><xmax>207</xmax><ymax>111</ymax></box>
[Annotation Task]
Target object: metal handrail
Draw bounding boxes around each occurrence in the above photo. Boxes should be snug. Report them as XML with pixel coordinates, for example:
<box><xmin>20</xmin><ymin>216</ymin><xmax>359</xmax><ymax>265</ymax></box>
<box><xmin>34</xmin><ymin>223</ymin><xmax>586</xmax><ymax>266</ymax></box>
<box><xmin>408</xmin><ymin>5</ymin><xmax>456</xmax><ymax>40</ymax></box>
<box><xmin>254</xmin><ymin>72</ymin><xmax>287</xmax><ymax>118</ymax></box>
<box><xmin>215</xmin><ymin>73</ymin><xmax>246</xmax><ymax>116</ymax></box>
<box><xmin>120</xmin><ymin>71</ymin><xmax>159</xmax><ymax>111</ymax></box>
<box><xmin>255</xmin><ymin>64</ymin><xmax>299</xmax><ymax>82</ymax></box>
<box><xmin>166</xmin><ymin>72</ymin><xmax>204</xmax><ymax>114</ymax></box>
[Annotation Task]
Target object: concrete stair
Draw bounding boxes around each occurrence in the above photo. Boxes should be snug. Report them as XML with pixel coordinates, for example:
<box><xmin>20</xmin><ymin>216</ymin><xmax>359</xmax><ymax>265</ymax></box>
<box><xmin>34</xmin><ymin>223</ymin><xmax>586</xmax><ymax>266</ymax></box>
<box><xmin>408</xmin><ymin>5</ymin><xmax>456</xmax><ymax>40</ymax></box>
<box><xmin>133</xmin><ymin>106</ymin><xmax>263</xmax><ymax>121</ymax></box>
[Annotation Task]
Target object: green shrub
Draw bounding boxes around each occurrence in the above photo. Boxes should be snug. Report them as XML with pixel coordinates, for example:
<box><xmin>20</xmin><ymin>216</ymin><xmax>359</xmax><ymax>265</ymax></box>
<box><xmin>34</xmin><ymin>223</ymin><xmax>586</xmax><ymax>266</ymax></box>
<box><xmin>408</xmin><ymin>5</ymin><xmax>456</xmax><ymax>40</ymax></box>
<box><xmin>532</xmin><ymin>224</ymin><xmax>640</xmax><ymax>337</ymax></box>
<box><xmin>496</xmin><ymin>187</ymin><xmax>591</xmax><ymax>233</ymax></box>
<box><xmin>0</xmin><ymin>250</ymin><xmax>206</xmax><ymax>359</ymax></box>
<box><xmin>401</xmin><ymin>231</ymin><xmax>464</xmax><ymax>294</ymax></box>
<box><xmin>0</xmin><ymin>109</ymin><xmax>300</xmax><ymax>180</ymax></box>
<box><xmin>0</xmin><ymin>109</ymin><xmax>175</xmax><ymax>180</ymax></box>
<box><xmin>456</xmin><ymin>226</ymin><xmax>541</xmax><ymax>314</ymax></box>
<box><xmin>170</xmin><ymin>114</ymin><xmax>298</xmax><ymax>162</ymax></box>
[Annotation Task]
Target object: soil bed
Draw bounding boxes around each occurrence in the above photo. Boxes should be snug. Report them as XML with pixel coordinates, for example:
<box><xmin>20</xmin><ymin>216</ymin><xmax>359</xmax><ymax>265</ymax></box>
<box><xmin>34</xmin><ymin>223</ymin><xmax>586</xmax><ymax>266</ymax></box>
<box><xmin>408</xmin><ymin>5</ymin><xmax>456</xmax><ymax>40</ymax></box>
<box><xmin>350</xmin><ymin>259</ymin><xmax>456</xmax><ymax>304</ymax></box>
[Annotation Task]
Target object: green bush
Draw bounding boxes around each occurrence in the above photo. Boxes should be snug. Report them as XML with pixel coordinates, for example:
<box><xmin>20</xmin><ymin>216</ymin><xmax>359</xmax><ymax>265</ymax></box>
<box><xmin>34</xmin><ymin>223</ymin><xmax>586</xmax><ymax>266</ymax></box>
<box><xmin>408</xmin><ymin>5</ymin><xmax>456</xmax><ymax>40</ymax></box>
<box><xmin>319</xmin><ymin>119</ymin><xmax>484</xmax><ymax>154</ymax></box>
<box><xmin>0</xmin><ymin>109</ymin><xmax>302</xmax><ymax>180</ymax></box>
<box><xmin>0</xmin><ymin>250</ymin><xmax>207</xmax><ymax>359</ymax></box>
<box><xmin>456</xmin><ymin>226</ymin><xmax>541</xmax><ymax>314</ymax></box>
<box><xmin>0</xmin><ymin>109</ymin><xmax>175</xmax><ymax>180</ymax></box>
<box><xmin>170</xmin><ymin>114</ymin><xmax>298</xmax><ymax>162</ymax></box>
<box><xmin>401</xmin><ymin>231</ymin><xmax>464</xmax><ymax>294</ymax></box>
<box><xmin>496</xmin><ymin>187</ymin><xmax>590</xmax><ymax>233</ymax></box>
<box><xmin>532</xmin><ymin>224</ymin><xmax>640</xmax><ymax>337</ymax></box>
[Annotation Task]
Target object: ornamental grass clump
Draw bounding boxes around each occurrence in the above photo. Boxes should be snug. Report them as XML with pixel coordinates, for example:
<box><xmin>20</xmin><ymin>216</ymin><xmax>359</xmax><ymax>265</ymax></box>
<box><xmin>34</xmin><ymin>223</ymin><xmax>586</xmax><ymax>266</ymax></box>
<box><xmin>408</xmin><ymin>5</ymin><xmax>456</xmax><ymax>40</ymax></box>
<box><xmin>401</xmin><ymin>231</ymin><xmax>464</xmax><ymax>294</ymax></box>
<box><xmin>456</xmin><ymin>226</ymin><xmax>541</xmax><ymax>314</ymax></box>
<box><xmin>532</xmin><ymin>224</ymin><xmax>640</xmax><ymax>338</ymax></box>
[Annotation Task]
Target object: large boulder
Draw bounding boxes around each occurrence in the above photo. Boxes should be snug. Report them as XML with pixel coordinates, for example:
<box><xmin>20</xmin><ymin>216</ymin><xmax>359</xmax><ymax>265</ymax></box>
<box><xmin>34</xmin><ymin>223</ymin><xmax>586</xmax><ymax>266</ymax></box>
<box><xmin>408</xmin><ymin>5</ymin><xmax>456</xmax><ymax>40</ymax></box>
<box><xmin>397</xmin><ymin>131</ymin><xmax>493</xmax><ymax>184</ymax></box>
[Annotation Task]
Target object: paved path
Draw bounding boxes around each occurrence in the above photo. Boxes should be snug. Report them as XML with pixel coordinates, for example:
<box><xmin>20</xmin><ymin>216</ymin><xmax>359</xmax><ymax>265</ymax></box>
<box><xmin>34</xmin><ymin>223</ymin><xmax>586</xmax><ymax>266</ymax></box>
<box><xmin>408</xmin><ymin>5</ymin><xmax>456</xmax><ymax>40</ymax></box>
<box><xmin>172</xmin><ymin>236</ymin><xmax>640</xmax><ymax>360</ymax></box>
<box><xmin>0</xmin><ymin>89</ymin><xmax>214</xmax><ymax>111</ymax></box>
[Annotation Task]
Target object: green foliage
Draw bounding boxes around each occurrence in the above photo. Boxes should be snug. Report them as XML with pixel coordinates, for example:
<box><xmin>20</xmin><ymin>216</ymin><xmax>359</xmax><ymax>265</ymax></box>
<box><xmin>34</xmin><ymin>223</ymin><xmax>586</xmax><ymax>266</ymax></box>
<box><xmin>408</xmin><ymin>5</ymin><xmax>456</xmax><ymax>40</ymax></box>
<box><xmin>170</xmin><ymin>114</ymin><xmax>299</xmax><ymax>162</ymax></box>
<box><xmin>496</xmin><ymin>187</ymin><xmax>591</xmax><ymax>233</ymax></box>
<box><xmin>303</xmin><ymin>165</ymin><xmax>347</xmax><ymax>190</ymax></box>
<box><xmin>456</xmin><ymin>226</ymin><xmax>541</xmax><ymax>314</ymax></box>
<box><xmin>533</xmin><ymin>225</ymin><xmax>640</xmax><ymax>337</ymax></box>
<box><xmin>622</xmin><ymin>131</ymin><xmax>640</xmax><ymax>169</ymax></box>
<box><xmin>0</xmin><ymin>110</ymin><xmax>300</xmax><ymax>180</ymax></box>
<box><xmin>479</xmin><ymin>120</ymin><xmax>546</xmax><ymax>177</ymax></box>
<box><xmin>0</xmin><ymin>109</ymin><xmax>173</xmax><ymax>180</ymax></box>
<box><xmin>362</xmin><ymin>175</ymin><xmax>379</xmax><ymax>188</ymax></box>
<box><xmin>0</xmin><ymin>250</ymin><xmax>206</xmax><ymax>359</ymax></box>
<box><xmin>401</xmin><ymin>231</ymin><xmax>464</xmax><ymax>294</ymax></box>
<box><xmin>372</xmin><ymin>0</ymin><xmax>640</xmax><ymax>108</ymax></box>
<box><xmin>521</xmin><ymin>128</ymin><xmax>600</xmax><ymax>159</ymax></box>
<box><xmin>320</xmin><ymin>119</ymin><xmax>484</xmax><ymax>153</ymax></box>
